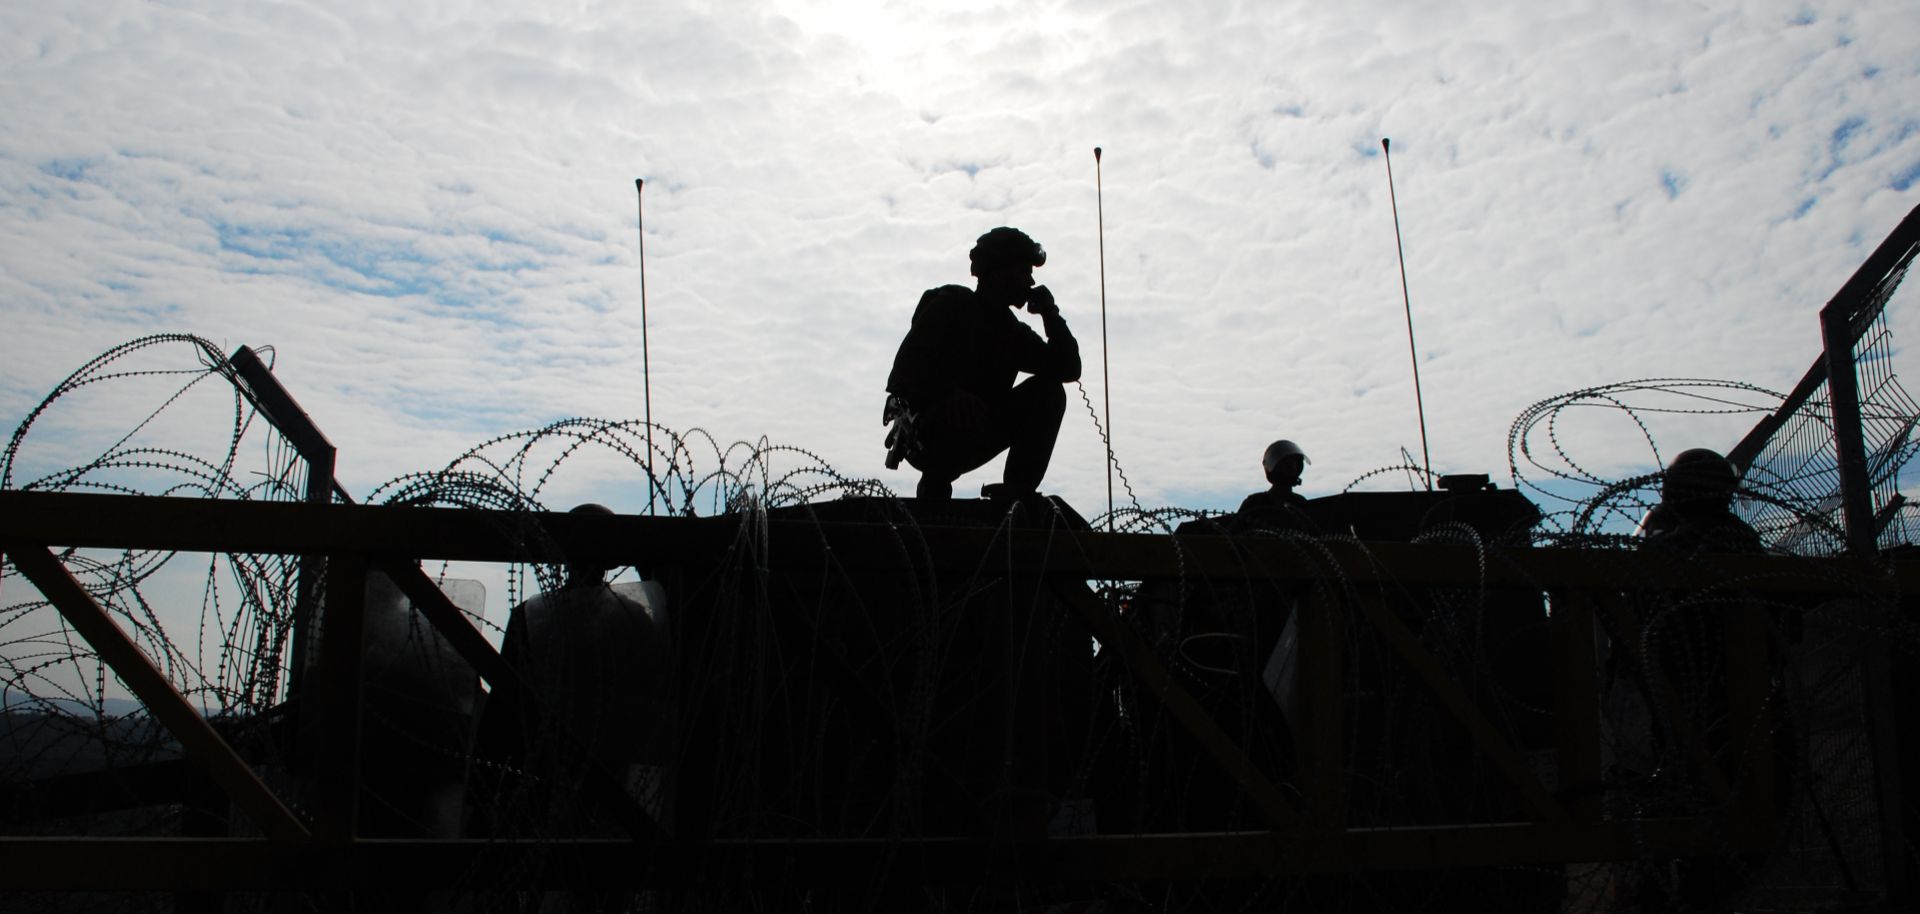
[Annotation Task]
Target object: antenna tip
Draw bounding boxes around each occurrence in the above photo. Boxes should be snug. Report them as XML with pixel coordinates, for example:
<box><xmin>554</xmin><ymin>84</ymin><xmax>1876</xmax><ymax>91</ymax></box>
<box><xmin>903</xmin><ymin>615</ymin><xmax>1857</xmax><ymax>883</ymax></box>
<box><xmin>635</xmin><ymin>178</ymin><xmax>644</xmax><ymax>192</ymax></box>
<box><xmin>1093</xmin><ymin>146</ymin><xmax>1102</xmax><ymax>160</ymax></box>
<box><xmin>1380</xmin><ymin>137</ymin><xmax>1390</xmax><ymax>151</ymax></box>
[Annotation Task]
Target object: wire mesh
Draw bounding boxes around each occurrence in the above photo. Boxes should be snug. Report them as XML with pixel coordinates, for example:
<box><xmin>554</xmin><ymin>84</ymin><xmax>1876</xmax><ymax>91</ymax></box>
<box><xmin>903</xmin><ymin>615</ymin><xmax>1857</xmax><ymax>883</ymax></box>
<box><xmin>1737</xmin><ymin>230</ymin><xmax>1920</xmax><ymax>555</ymax></box>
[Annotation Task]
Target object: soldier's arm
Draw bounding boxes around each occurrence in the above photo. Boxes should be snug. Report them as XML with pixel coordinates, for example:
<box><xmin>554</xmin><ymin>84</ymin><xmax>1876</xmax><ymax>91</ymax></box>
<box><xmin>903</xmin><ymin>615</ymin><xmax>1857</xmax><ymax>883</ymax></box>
<box><xmin>1021</xmin><ymin>286</ymin><xmax>1081</xmax><ymax>382</ymax></box>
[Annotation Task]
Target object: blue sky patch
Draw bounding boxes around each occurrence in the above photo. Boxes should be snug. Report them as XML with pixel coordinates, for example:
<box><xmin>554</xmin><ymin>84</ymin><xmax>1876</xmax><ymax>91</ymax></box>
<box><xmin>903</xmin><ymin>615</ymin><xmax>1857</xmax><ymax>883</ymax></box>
<box><xmin>38</xmin><ymin>158</ymin><xmax>97</xmax><ymax>182</ymax></box>
<box><xmin>399</xmin><ymin>397</ymin><xmax>525</xmax><ymax>429</ymax></box>
<box><xmin>1894</xmin><ymin>160</ymin><xmax>1920</xmax><ymax>193</ymax></box>
<box><xmin>1250</xmin><ymin>139</ymin><xmax>1276</xmax><ymax>169</ymax></box>
<box><xmin>212</xmin><ymin>220</ymin><xmax>435</xmax><ymax>299</ymax></box>
<box><xmin>205</xmin><ymin>219</ymin><xmax>562</xmax><ymax>304</ymax></box>
<box><xmin>1660</xmin><ymin>170</ymin><xmax>1686</xmax><ymax>199</ymax></box>
<box><xmin>1831</xmin><ymin>116</ymin><xmax>1866</xmax><ymax>156</ymax></box>
<box><xmin>478</xmin><ymin>228</ymin><xmax>565</xmax><ymax>259</ymax></box>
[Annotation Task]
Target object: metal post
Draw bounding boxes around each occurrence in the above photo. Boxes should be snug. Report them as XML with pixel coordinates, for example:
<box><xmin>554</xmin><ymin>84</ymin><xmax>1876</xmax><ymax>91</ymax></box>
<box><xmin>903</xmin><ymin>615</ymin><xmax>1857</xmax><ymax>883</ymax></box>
<box><xmin>1821</xmin><ymin>307</ymin><xmax>1877</xmax><ymax>556</ymax></box>
<box><xmin>1296</xmin><ymin>587</ymin><xmax>1345</xmax><ymax>828</ymax></box>
<box><xmin>1549</xmin><ymin>591</ymin><xmax>1604</xmax><ymax>825</ymax></box>
<box><xmin>227</xmin><ymin>345</ymin><xmax>339</xmax><ymax>697</ymax></box>
<box><xmin>312</xmin><ymin>552</ymin><xmax>368</xmax><ymax>841</ymax></box>
<box><xmin>1864</xmin><ymin>612</ymin><xmax>1914</xmax><ymax>904</ymax></box>
<box><xmin>1724</xmin><ymin>594</ymin><xmax>1774</xmax><ymax>823</ymax></box>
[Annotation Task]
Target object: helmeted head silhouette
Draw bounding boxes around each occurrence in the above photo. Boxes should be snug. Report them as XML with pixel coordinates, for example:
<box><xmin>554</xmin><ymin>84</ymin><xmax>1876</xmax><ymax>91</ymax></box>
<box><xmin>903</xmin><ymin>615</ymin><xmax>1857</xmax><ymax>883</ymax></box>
<box><xmin>969</xmin><ymin>227</ymin><xmax>1047</xmax><ymax>277</ymax></box>
<box><xmin>1262</xmin><ymin>439</ymin><xmax>1309</xmax><ymax>487</ymax></box>
<box><xmin>565</xmin><ymin>502</ymin><xmax>616</xmax><ymax>586</ymax></box>
<box><xmin>1663</xmin><ymin>448</ymin><xmax>1739</xmax><ymax>516</ymax></box>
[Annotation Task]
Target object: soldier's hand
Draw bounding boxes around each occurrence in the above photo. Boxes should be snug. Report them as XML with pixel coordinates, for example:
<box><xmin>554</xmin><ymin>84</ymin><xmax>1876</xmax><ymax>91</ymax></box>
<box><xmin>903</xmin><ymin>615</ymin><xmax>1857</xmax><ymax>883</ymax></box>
<box><xmin>1025</xmin><ymin>285</ymin><xmax>1057</xmax><ymax>317</ymax></box>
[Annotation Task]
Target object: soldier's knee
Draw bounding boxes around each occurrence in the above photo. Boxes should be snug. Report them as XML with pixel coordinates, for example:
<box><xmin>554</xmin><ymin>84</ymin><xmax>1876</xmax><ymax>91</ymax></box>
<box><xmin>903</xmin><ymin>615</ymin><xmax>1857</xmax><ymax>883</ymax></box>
<box><xmin>1020</xmin><ymin>378</ymin><xmax>1067</xmax><ymax>414</ymax></box>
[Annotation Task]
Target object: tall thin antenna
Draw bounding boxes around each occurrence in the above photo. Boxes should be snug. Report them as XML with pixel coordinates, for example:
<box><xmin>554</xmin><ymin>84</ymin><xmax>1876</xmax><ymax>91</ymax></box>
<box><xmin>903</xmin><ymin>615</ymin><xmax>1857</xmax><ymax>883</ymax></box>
<box><xmin>1095</xmin><ymin>146</ymin><xmax>1114</xmax><ymax>530</ymax></box>
<box><xmin>1381</xmin><ymin>138</ymin><xmax>1434</xmax><ymax>491</ymax></box>
<box><xmin>635</xmin><ymin>178</ymin><xmax>657</xmax><ymax>515</ymax></box>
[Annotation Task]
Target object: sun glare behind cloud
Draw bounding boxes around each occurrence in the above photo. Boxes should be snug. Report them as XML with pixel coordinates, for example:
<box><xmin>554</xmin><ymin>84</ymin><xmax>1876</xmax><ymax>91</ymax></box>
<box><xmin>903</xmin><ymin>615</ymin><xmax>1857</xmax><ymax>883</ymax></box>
<box><xmin>772</xmin><ymin>0</ymin><xmax>1094</xmax><ymax>105</ymax></box>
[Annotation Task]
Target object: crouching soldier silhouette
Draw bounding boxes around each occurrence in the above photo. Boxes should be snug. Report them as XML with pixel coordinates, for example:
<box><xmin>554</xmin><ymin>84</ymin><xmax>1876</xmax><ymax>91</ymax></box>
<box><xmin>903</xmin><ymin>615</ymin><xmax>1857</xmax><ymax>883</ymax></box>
<box><xmin>884</xmin><ymin>226</ymin><xmax>1082</xmax><ymax>502</ymax></box>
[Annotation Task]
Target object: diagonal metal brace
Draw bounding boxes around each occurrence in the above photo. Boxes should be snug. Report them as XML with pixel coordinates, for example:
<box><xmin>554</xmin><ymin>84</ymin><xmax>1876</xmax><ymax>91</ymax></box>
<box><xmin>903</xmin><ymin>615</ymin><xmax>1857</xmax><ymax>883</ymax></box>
<box><xmin>1352</xmin><ymin>590</ymin><xmax>1568</xmax><ymax>823</ymax></box>
<box><xmin>2</xmin><ymin>540</ymin><xmax>310</xmax><ymax>841</ymax></box>
<box><xmin>1048</xmin><ymin>579</ymin><xmax>1301</xmax><ymax>830</ymax></box>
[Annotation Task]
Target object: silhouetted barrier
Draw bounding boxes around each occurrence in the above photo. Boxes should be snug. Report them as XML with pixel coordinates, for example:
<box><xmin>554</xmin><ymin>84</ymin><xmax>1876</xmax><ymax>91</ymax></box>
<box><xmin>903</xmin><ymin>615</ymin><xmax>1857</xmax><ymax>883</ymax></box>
<box><xmin>3</xmin><ymin>490</ymin><xmax>1911</xmax><ymax>913</ymax></box>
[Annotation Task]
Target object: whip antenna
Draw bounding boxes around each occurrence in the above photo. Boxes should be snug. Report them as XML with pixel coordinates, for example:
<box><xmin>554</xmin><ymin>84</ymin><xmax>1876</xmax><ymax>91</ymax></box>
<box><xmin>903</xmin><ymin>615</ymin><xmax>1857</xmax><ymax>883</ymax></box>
<box><xmin>1381</xmin><ymin>138</ymin><xmax>1434</xmax><ymax>491</ymax></box>
<box><xmin>636</xmin><ymin>178</ymin><xmax>657</xmax><ymax>515</ymax></box>
<box><xmin>1095</xmin><ymin>147</ymin><xmax>1114</xmax><ymax>529</ymax></box>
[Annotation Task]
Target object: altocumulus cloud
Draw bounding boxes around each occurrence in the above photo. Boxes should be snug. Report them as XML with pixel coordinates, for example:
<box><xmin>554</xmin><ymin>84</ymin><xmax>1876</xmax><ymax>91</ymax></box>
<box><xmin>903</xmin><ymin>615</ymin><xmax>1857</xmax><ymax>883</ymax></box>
<box><xmin>0</xmin><ymin>0</ymin><xmax>1917</xmax><ymax>513</ymax></box>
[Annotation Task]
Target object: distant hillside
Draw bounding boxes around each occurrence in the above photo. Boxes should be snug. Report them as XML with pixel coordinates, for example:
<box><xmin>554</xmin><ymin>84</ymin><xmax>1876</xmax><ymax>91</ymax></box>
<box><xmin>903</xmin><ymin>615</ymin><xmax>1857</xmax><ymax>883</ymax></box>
<box><xmin>1</xmin><ymin>706</ymin><xmax>182</xmax><ymax>781</ymax></box>
<box><xmin>2</xmin><ymin>696</ymin><xmax>149</xmax><ymax>717</ymax></box>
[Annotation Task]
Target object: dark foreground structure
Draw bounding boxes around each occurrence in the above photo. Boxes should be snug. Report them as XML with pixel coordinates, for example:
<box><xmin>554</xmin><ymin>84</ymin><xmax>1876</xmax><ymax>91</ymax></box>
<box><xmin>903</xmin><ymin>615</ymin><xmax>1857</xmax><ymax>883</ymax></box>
<box><xmin>3</xmin><ymin>203</ymin><xmax>1919</xmax><ymax>911</ymax></box>
<box><xmin>1</xmin><ymin>487</ymin><xmax>1917</xmax><ymax>912</ymax></box>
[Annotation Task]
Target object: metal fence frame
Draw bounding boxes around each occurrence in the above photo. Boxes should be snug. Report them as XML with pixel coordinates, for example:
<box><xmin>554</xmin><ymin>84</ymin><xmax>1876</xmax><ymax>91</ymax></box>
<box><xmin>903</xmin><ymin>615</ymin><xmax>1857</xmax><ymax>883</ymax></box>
<box><xmin>1729</xmin><ymin>203</ymin><xmax>1920</xmax><ymax>556</ymax></box>
<box><xmin>2</xmin><ymin>490</ymin><xmax>1907</xmax><ymax>895</ymax></box>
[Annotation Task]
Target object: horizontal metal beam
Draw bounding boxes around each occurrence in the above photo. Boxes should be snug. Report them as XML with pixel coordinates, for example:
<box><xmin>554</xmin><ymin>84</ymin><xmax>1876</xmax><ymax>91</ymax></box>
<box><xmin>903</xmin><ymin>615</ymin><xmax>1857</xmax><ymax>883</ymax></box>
<box><xmin>0</xmin><ymin>490</ymin><xmax>738</xmax><ymax>566</ymax></box>
<box><xmin>1</xmin><ymin>491</ymin><xmax>1908</xmax><ymax>595</ymax></box>
<box><xmin>0</xmin><ymin>819</ymin><xmax>1777</xmax><ymax>891</ymax></box>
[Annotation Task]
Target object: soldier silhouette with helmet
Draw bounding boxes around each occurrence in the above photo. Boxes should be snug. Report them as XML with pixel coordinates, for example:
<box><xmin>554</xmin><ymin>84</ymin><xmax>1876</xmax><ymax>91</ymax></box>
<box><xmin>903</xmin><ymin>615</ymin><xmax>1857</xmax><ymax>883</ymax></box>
<box><xmin>1640</xmin><ymin>447</ymin><xmax>1762</xmax><ymax>555</ymax></box>
<box><xmin>884</xmin><ymin>227</ymin><xmax>1082</xmax><ymax>503</ymax></box>
<box><xmin>473</xmin><ymin>503</ymin><xmax>669</xmax><ymax>840</ymax></box>
<box><xmin>1229</xmin><ymin>439</ymin><xmax>1316</xmax><ymax>534</ymax></box>
<box><xmin>1619</xmin><ymin>449</ymin><xmax>1773</xmax><ymax>910</ymax></box>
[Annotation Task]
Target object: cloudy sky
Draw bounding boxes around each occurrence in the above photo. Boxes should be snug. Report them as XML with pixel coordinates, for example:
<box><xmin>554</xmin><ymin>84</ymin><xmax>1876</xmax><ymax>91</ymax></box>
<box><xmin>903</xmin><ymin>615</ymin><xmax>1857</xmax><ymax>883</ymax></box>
<box><xmin>4</xmin><ymin>0</ymin><xmax>1919</xmax><ymax>519</ymax></box>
